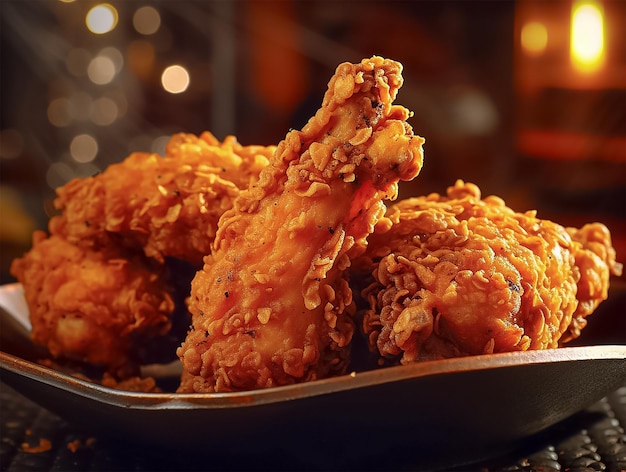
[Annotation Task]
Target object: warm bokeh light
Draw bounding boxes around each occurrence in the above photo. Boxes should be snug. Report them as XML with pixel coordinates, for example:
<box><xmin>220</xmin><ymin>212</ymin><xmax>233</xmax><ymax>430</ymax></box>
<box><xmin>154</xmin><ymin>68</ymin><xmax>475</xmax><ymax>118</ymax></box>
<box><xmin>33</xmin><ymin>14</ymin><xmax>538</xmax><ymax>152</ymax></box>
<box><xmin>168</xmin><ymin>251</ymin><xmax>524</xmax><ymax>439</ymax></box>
<box><xmin>101</xmin><ymin>47</ymin><xmax>124</xmax><ymax>71</ymax></box>
<box><xmin>521</xmin><ymin>21</ymin><xmax>548</xmax><ymax>56</ymax></box>
<box><xmin>126</xmin><ymin>40</ymin><xmax>156</xmax><ymax>79</ymax></box>
<box><xmin>133</xmin><ymin>6</ymin><xmax>161</xmax><ymax>35</ymax></box>
<box><xmin>86</xmin><ymin>4</ymin><xmax>118</xmax><ymax>34</ymax></box>
<box><xmin>87</xmin><ymin>55</ymin><xmax>116</xmax><ymax>84</ymax></box>
<box><xmin>67</xmin><ymin>92</ymin><xmax>93</xmax><ymax>121</ymax></box>
<box><xmin>47</xmin><ymin>98</ymin><xmax>72</xmax><ymax>127</ymax></box>
<box><xmin>571</xmin><ymin>0</ymin><xmax>605</xmax><ymax>72</ymax></box>
<box><xmin>161</xmin><ymin>65</ymin><xmax>190</xmax><ymax>94</ymax></box>
<box><xmin>69</xmin><ymin>134</ymin><xmax>98</xmax><ymax>163</ymax></box>
<box><xmin>91</xmin><ymin>97</ymin><xmax>119</xmax><ymax>126</ymax></box>
<box><xmin>87</xmin><ymin>48</ymin><xmax>123</xmax><ymax>85</ymax></box>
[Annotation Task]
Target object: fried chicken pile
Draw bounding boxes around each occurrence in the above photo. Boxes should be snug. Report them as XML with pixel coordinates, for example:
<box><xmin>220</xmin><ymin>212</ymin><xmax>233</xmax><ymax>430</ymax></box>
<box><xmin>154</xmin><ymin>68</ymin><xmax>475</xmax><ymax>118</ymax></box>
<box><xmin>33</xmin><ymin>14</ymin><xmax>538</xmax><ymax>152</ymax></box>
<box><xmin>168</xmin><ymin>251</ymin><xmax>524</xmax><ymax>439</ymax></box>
<box><xmin>355</xmin><ymin>180</ymin><xmax>623</xmax><ymax>365</ymax></box>
<box><xmin>8</xmin><ymin>56</ymin><xmax>622</xmax><ymax>392</ymax></box>
<box><xmin>177</xmin><ymin>56</ymin><xmax>424</xmax><ymax>392</ymax></box>
<box><xmin>10</xmin><ymin>132</ymin><xmax>273</xmax><ymax>376</ymax></box>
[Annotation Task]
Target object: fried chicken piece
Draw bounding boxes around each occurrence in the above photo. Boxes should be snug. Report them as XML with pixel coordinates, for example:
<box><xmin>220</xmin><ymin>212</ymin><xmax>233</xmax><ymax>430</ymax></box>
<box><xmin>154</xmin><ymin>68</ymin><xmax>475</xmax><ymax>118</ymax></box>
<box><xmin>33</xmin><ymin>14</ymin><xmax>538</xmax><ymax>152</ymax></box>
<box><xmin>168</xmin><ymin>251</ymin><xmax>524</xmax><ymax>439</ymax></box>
<box><xmin>563</xmin><ymin>222</ymin><xmax>622</xmax><ymax>342</ymax></box>
<box><xmin>177</xmin><ymin>56</ymin><xmax>424</xmax><ymax>392</ymax></box>
<box><xmin>51</xmin><ymin>132</ymin><xmax>272</xmax><ymax>266</ymax></box>
<box><xmin>10</xmin><ymin>232</ymin><xmax>174</xmax><ymax>376</ymax></box>
<box><xmin>10</xmin><ymin>132</ymin><xmax>271</xmax><ymax>378</ymax></box>
<box><xmin>357</xmin><ymin>180</ymin><xmax>623</xmax><ymax>365</ymax></box>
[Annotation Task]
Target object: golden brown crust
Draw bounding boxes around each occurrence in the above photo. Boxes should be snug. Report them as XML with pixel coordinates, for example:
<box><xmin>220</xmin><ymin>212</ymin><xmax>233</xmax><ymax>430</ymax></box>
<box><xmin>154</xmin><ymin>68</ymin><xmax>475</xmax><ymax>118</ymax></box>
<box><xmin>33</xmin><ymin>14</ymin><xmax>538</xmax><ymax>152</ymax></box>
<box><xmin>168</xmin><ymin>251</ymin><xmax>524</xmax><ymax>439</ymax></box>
<box><xmin>563</xmin><ymin>223</ymin><xmax>622</xmax><ymax>341</ymax></box>
<box><xmin>357</xmin><ymin>180</ymin><xmax>622</xmax><ymax>365</ymax></box>
<box><xmin>51</xmin><ymin>132</ymin><xmax>272</xmax><ymax>266</ymax></box>
<box><xmin>11</xmin><ymin>132</ymin><xmax>272</xmax><ymax>377</ymax></box>
<box><xmin>177</xmin><ymin>56</ymin><xmax>424</xmax><ymax>392</ymax></box>
<box><xmin>10</xmin><ymin>232</ymin><xmax>174</xmax><ymax>375</ymax></box>
<box><xmin>11</xmin><ymin>55</ymin><xmax>620</xmax><ymax>392</ymax></box>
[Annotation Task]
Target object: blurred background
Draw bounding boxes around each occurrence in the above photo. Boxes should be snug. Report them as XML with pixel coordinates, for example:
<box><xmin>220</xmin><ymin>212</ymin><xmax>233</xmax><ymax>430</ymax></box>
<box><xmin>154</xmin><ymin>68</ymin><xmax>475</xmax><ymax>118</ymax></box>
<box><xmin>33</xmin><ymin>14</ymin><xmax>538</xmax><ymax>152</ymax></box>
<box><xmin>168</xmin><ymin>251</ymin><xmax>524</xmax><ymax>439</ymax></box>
<box><xmin>1</xmin><ymin>0</ymin><xmax>624</xmax><ymax>288</ymax></box>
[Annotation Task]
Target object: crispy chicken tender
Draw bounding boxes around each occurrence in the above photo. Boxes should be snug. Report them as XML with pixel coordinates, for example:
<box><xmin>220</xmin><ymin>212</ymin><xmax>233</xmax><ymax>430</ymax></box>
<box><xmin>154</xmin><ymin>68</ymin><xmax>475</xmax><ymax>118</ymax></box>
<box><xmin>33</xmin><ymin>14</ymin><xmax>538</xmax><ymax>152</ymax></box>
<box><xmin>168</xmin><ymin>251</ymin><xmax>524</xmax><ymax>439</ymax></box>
<box><xmin>51</xmin><ymin>132</ymin><xmax>272</xmax><ymax>266</ymax></box>
<box><xmin>177</xmin><ymin>56</ymin><xmax>424</xmax><ymax>392</ymax></box>
<box><xmin>357</xmin><ymin>180</ymin><xmax>623</xmax><ymax>365</ymax></box>
<box><xmin>10</xmin><ymin>232</ymin><xmax>174</xmax><ymax>376</ymax></box>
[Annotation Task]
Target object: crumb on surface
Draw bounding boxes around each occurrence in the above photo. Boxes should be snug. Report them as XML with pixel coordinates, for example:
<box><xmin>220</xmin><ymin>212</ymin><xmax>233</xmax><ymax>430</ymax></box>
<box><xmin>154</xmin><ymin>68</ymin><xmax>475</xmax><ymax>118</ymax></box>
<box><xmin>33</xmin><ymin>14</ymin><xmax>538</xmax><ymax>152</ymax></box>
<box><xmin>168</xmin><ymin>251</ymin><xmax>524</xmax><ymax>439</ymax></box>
<box><xmin>21</xmin><ymin>438</ymin><xmax>52</xmax><ymax>453</ymax></box>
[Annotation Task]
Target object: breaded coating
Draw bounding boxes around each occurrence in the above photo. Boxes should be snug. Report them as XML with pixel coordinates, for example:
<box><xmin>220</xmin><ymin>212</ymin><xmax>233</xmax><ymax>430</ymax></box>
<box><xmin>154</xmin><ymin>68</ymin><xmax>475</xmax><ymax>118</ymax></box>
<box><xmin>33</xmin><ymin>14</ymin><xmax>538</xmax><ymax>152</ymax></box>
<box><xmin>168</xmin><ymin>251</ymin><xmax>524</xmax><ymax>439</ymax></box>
<box><xmin>358</xmin><ymin>180</ymin><xmax>623</xmax><ymax>365</ymax></box>
<box><xmin>177</xmin><ymin>56</ymin><xmax>424</xmax><ymax>392</ymax></box>
<box><xmin>10</xmin><ymin>232</ymin><xmax>174</xmax><ymax>376</ymax></box>
<box><xmin>564</xmin><ymin>223</ymin><xmax>622</xmax><ymax>342</ymax></box>
<box><xmin>51</xmin><ymin>132</ymin><xmax>272</xmax><ymax>266</ymax></box>
<box><xmin>10</xmin><ymin>132</ymin><xmax>272</xmax><ymax>377</ymax></box>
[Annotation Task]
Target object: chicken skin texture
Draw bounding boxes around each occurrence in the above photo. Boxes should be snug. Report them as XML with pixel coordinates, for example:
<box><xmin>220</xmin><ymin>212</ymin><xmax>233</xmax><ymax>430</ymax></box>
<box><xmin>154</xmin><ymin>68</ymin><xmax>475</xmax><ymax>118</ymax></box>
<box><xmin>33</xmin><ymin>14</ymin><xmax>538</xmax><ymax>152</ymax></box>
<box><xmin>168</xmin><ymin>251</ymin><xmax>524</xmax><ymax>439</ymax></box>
<box><xmin>177</xmin><ymin>56</ymin><xmax>424</xmax><ymax>392</ymax></box>
<box><xmin>357</xmin><ymin>180</ymin><xmax>623</xmax><ymax>365</ymax></box>
<box><xmin>51</xmin><ymin>132</ymin><xmax>272</xmax><ymax>267</ymax></box>
<box><xmin>564</xmin><ymin>223</ymin><xmax>623</xmax><ymax>342</ymax></box>
<box><xmin>11</xmin><ymin>132</ymin><xmax>272</xmax><ymax>377</ymax></box>
<box><xmin>10</xmin><ymin>232</ymin><xmax>174</xmax><ymax>376</ymax></box>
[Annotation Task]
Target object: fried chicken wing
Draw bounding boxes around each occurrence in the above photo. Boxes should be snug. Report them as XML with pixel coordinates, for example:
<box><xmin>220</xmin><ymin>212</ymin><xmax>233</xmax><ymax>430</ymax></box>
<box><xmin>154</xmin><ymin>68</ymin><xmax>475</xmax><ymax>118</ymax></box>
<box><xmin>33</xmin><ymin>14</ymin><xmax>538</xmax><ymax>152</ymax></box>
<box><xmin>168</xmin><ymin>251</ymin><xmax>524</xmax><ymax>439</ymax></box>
<box><xmin>177</xmin><ymin>56</ymin><xmax>424</xmax><ymax>392</ymax></box>
<box><xmin>51</xmin><ymin>132</ymin><xmax>272</xmax><ymax>266</ymax></box>
<box><xmin>357</xmin><ymin>180</ymin><xmax>622</xmax><ymax>365</ymax></box>
<box><xmin>10</xmin><ymin>231</ymin><xmax>174</xmax><ymax>376</ymax></box>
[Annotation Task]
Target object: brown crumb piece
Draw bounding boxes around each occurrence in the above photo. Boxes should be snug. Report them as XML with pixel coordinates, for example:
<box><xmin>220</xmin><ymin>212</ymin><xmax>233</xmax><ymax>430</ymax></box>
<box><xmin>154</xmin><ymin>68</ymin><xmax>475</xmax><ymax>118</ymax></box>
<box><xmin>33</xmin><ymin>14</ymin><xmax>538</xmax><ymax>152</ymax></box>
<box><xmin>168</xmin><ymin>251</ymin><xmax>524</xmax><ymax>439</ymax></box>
<box><xmin>22</xmin><ymin>438</ymin><xmax>52</xmax><ymax>453</ymax></box>
<box><xmin>67</xmin><ymin>439</ymin><xmax>80</xmax><ymax>453</ymax></box>
<box><xmin>66</xmin><ymin>437</ymin><xmax>96</xmax><ymax>453</ymax></box>
<box><xmin>101</xmin><ymin>373</ymin><xmax>162</xmax><ymax>392</ymax></box>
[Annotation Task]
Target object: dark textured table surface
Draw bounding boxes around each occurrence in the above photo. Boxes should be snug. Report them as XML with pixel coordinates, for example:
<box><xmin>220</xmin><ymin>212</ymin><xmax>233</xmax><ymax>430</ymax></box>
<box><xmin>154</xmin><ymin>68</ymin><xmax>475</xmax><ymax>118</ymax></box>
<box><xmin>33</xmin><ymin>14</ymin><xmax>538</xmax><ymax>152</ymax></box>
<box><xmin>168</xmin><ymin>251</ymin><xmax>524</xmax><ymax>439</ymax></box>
<box><xmin>1</xmin><ymin>380</ymin><xmax>625</xmax><ymax>472</ymax></box>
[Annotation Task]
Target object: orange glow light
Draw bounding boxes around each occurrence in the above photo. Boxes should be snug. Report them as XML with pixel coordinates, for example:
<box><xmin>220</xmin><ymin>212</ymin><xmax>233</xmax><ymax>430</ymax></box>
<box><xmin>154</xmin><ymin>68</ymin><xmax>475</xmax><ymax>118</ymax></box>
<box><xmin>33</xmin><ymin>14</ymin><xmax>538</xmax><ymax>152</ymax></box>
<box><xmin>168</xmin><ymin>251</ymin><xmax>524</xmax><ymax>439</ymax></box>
<box><xmin>521</xmin><ymin>21</ymin><xmax>548</xmax><ymax>57</ymax></box>
<box><xmin>570</xmin><ymin>0</ymin><xmax>605</xmax><ymax>73</ymax></box>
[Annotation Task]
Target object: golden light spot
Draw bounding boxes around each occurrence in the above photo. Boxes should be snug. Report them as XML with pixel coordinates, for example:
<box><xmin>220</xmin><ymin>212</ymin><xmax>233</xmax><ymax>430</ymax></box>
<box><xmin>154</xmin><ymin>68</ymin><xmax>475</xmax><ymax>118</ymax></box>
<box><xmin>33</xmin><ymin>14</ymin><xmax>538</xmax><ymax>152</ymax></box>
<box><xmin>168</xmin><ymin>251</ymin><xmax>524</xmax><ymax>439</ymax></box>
<box><xmin>161</xmin><ymin>65</ymin><xmax>190</xmax><ymax>94</ymax></box>
<box><xmin>571</xmin><ymin>0</ymin><xmax>605</xmax><ymax>73</ymax></box>
<box><xmin>86</xmin><ymin>4</ymin><xmax>118</xmax><ymax>35</ymax></box>
<box><xmin>521</xmin><ymin>21</ymin><xmax>548</xmax><ymax>56</ymax></box>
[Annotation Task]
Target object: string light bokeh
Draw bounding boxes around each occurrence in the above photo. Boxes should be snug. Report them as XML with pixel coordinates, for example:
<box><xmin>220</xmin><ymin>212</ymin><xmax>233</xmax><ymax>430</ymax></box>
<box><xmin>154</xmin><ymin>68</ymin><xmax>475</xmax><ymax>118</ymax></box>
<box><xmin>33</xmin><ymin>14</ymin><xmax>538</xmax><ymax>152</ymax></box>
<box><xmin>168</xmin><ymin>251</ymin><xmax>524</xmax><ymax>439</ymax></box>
<box><xmin>1</xmin><ymin>1</ymin><xmax>214</xmax><ymax>221</ymax></box>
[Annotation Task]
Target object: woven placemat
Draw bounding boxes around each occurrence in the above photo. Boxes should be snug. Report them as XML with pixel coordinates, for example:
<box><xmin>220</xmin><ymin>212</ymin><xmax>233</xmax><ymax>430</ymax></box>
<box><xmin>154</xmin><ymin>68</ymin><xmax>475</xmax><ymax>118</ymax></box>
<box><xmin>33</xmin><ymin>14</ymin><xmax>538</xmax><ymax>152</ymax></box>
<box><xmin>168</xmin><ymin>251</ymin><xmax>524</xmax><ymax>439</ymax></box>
<box><xmin>2</xmin><ymin>382</ymin><xmax>625</xmax><ymax>471</ymax></box>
